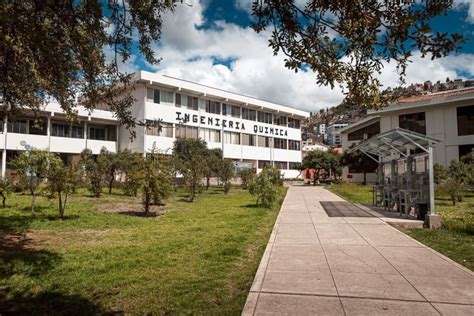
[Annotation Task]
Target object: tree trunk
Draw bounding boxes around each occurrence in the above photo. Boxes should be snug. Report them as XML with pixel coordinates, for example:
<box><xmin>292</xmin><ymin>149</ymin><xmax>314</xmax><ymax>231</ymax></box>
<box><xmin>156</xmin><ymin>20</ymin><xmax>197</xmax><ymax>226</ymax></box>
<box><xmin>109</xmin><ymin>178</ymin><xmax>113</xmax><ymax>194</ymax></box>
<box><xmin>58</xmin><ymin>191</ymin><xmax>64</xmax><ymax>219</ymax></box>
<box><xmin>30</xmin><ymin>188</ymin><xmax>36</xmax><ymax>212</ymax></box>
<box><xmin>451</xmin><ymin>194</ymin><xmax>456</xmax><ymax>206</ymax></box>
<box><xmin>363</xmin><ymin>172</ymin><xmax>367</xmax><ymax>185</ymax></box>
<box><xmin>1</xmin><ymin>192</ymin><xmax>5</xmax><ymax>208</ymax></box>
<box><xmin>206</xmin><ymin>177</ymin><xmax>210</xmax><ymax>189</ymax></box>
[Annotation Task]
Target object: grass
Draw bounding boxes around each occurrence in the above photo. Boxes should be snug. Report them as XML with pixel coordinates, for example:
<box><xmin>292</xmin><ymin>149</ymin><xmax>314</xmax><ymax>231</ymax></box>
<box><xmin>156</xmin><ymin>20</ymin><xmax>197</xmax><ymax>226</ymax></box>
<box><xmin>327</xmin><ymin>182</ymin><xmax>474</xmax><ymax>271</ymax></box>
<box><xmin>0</xmin><ymin>185</ymin><xmax>286</xmax><ymax>314</ymax></box>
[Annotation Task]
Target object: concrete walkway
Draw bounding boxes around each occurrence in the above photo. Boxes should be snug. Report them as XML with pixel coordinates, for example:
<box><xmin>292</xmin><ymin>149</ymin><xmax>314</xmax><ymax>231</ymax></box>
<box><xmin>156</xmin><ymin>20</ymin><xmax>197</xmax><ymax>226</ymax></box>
<box><xmin>243</xmin><ymin>185</ymin><xmax>474</xmax><ymax>315</ymax></box>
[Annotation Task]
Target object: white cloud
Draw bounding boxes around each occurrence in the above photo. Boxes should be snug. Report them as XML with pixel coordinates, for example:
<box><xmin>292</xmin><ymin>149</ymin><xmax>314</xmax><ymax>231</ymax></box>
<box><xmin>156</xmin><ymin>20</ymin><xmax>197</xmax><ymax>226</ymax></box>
<box><xmin>454</xmin><ymin>0</ymin><xmax>474</xmax><ymax>23</ymax></box>
<box><xmin>148</xmin><ymin>0</ymin><xmax>474</xmax><ymax>113</ymax></box>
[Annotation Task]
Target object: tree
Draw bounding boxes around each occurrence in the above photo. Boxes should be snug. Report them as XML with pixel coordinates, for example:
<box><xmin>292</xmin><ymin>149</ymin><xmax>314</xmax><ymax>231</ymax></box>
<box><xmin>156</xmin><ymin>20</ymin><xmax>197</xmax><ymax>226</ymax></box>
<box><xmin>80</xmin><ymin>149</ymin><xmax>105</xmax><ymax>198</ymax></box>
<box><xmin>98</xmin><ymin>149</ymin><xmax>117</xmax><ymax>194</ymax></box>
<box><xmin>248</xmin><ymin>167</ymin><xmax>277</xmax><ymax>207</ymax></box>
<box><xmin>251</xmin><ymin>1</ymin><xmax>464</xmax><ymax>109</ymax></box>
<box><xmin>204</xmin><ymin>148</ymin><xmax>223</xmax><ymax>189</ymax></box>
<box><xmin>341</xmin><ymin>147</ymin><xmax>377</xmax><ymax>185</ymax></box>
<box><xmin>46</xmin><ymin>156</ymin><xmax>81</xmax><ymax>219</ymax></box>
<box><xmin>136</xmin><ymin>148</ymin><xmax>173</xmax><ymax>215</ymax></box>
<box><xmin>11</xmin><ymin>149</ymin><xmax>50</xmax><ymax>211</ymax></box>
<box><xmin>219</xmin><ymin>159</ymin><xmax>235</xmax><ymax>194</ymax></box>
<box><xmin>302</xmin><ymin>150</ymin><xmax>330</xmax><ymax>185</ymax></box>
<box><xmin>0</xmin><ymin>175</ymin><xmax>14</xmax><ymax>208</ymax></box>
<box><xmin>326</xmin><ymin>149</ymin><xmax>342</xmax><ymax>181</ymax></box>
<box><xmin>1</xmin><ymin>1</ymin><xmax>176</xmax><ymax>134</ymax></box>
<box><xmin>172</xmin><ymin>138</ymin><xmax>208</xmax><ymax>202</ymax></box>
<box><xmin>239</xmin><ymin>169</ymin><xmax>255</xmax><ymax>189</ymax></box>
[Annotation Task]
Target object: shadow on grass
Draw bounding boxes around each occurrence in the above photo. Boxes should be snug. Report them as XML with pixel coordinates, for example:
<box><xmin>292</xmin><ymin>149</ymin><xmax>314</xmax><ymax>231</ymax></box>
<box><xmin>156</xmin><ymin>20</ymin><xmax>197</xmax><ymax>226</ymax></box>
<box><xmin>240</xmin><ymin>204</ymin><xmax>264</xmax><ymax>209</ymax></box>
<box><xmin>0</xmin><ymin>213</ymin><xmax>79</xmax><ymax>231</ymax></box>
<box><xmin>117</xmin><ymin>211</ymin><xmax>160</xmax><ymax>217</ymax></box>
<box><xmin>0</xmin><ymin>291</ymin><xmax>109</xmax><ymax>315</ymax></box>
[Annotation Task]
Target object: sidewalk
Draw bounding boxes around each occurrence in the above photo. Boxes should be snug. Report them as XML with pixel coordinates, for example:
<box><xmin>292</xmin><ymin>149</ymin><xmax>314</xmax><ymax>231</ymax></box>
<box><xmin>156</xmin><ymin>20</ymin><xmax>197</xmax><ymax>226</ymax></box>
<box><xmin>243</xmin><ymin>185</ymin><xmax>474</xmax><ymax>315</ymax></box>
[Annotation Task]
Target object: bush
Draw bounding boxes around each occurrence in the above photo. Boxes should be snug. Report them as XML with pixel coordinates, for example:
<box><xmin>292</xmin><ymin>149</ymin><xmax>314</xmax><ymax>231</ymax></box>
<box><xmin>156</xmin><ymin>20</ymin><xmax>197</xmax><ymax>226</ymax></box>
<box><xmin>239</xmin><ymin>169</ymin><xmax>255</xmax><ymax>189</ymax></box>
<box><xmin>268</xmin><ymin>167</ymin><xmax>284</xmax><ymax>186</ymax></box>
<box><xmin>248</xmin><ymin>168</ymin><xmax>277</xmax><ymax>207</ymax></box>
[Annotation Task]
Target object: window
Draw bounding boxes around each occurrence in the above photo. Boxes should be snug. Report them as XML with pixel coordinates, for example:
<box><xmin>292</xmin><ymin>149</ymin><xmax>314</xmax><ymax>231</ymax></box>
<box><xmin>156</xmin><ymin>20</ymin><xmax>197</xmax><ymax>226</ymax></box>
<box><xmin>289</xmin><ymin>162</ymin><xmax>300</xmax><ymax>170</ymax></box>
<box><xmin>242</xmin><ymin>133</ymin><xmax>256</xmax><ymax>146</ymax></box>
<box><xmin>224</xmin><ymin>131</ymin><xmax>240</xmax><ymax>144</ymax></box>
<box><xmin>459</xmin><ymin>144</ymin><xmax>474</xmax><ymax>159</ymax></box>
<box><xmin>258</xmin><ymin>111</ymin><xmax>272</xmax><ymax>124</ymax></box>
<box><xmin>52</xmin><ymin>123</ymin><xmax>84</xmax><ymax>138</ymax></box>
<box><xmin>0</xmin><ymin>118</ymin><xmax>3</xmax><ymax>132</ymax></box>
<box><xmin>205</xmin><ymin>100</ymin><xmax>221</xmax><ymax>114</ymax></box>
<box><xmin>231</xmin><ymin>105</ymin><xmax>240</xmax><ymax>118</ymax></box>
<box><xmin>399</xmin><ymin>112</ymin><xmax>426</xmax><ymax>134</ymax></box>
<box><xmin>348</xmin><ymin>160</ymin><xmax>378</xmax><ymax>173</ymax></box>
<box><xmin>28</xmin><ymin>117</ymin><xmax>47</xmax><ymax>135</ymax></box>
<box><xmin>258</xmin><ymin>136</ymin><xmax>272</xmax><ymax>148</ymax></box>
<box><xmin>288</xmin><ymin>140</ymin><xmax>300</xmax><ymax>151</ymax></box>
<box><xmin>274</xmin><ymin>138</ymin><xmax>287</xmax><ymax>149</ymax></box>
<box><xmin>146</xmin><ymin>121</ymin><xmax>173</xmax><ymax>137</ymax></box>
<box><xmin>175</xmin><ymin>125</ymin><xmax>198</xmax><ymax>139</ymax></box>
<box><xmin>199</xmin><ymin>128</ymin><xmax>221</xmax><ymax>143</ymax></box>
<box><xmin>160</xmin><ymin>90</ymin><xmax>174</xmax><ymax>103</ymax></box>
<box><xmin>258</xmin><ymin>160</ymin><xmax>271</xmax><ymax>169</ymax></box>
<box><xmin>457</xmin><ymin>105</ymin><xmax>474</xmax><ymax>136</ymax></box>
<box><xmin>274</xmin><ymin>115</ymin><xmax>287</xmax><ymax>126</ymax></box>
<box><xmin>175</xmin><ymin>93</ymin><xmax>182</xmax><ymax>107</ymax></box>
<box><xmin>274</xmin><ymin>161</ymin><xmax>288</xmax><ymax>170</ymax></box>
<box><xmin>146</xmin><ymin>88</ymin><xmax>160</xmax><ymax>104</ymax></box>
<box><xmin>348</xmin><ymin>122</ymin><xmax>380</xmax><ymax>141</ymax></box>
<box><xmin>242</xmin><ymin>108</ymin><xmax>256</xmax><ymax>121</ymax></box>
<box><xmin>288</xmin><ymin>117</ymin><xmax>300</xmax><ymax>129</ymax></box>
<box><xmin>7</xmin><ymin>120</ymin><xmax>27</xmax><ymax>134</ymax></box>
<box><xmin>89</xmin><ymin>127</ymin><xmax>106</xmax><ymax>140</ymax></box>
<box><xmin>187</xmin><ymin>96</ymin><xmax>199</xmax><ymax>111</ymax></box>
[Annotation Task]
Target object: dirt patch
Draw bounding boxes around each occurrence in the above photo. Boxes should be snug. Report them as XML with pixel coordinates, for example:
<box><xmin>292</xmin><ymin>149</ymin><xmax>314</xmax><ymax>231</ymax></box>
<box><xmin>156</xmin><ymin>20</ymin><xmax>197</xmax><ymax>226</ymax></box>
<box><xmin>96</xmin><ymin>203</ymin><xmax>167</xmax><ymax>217</ymax></box>
<box><xmin>0</xmin><ymin>232</ymin><xmax>40</xmax><ymax>251</ymax></box>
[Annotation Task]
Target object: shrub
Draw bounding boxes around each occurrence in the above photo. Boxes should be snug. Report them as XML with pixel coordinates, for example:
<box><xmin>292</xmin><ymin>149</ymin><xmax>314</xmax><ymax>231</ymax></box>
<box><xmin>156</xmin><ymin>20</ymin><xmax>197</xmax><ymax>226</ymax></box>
<box><xmin>248</xmin><ymin>168</ymin><xmax>277</xmax><ymax>207</ymax></box>
<box><xmin>239</xmin><ymin>169</ymin><xmax>255</xmax><ymax>189</ymax></box>
<box><xmin>0</xmin><ymin>175</ymin><xmax>14</xmax><ymax>208</ymax></box>
<box><xmin>219</xmin><ymin>159</ymin><xmax>235</xmax><ymax>194</ymax></box>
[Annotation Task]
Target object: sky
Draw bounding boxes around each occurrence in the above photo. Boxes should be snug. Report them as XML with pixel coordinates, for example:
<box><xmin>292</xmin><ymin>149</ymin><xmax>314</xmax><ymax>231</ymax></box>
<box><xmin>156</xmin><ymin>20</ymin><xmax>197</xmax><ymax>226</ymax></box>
<box><xmin>120</xmin><ymin>0</ymin><xmax>474</xmax><ymax>113</ymax></box>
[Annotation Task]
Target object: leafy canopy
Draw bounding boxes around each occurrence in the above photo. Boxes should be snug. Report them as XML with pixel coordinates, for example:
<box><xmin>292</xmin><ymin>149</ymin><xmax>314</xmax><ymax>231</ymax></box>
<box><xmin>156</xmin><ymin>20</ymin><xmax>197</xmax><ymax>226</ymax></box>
<box><xmin>251</xmin><ymin>0</ymin><xmax>464</xmax><ymax>108</ymax></box>
<box><xmin>1</xmin><ymin>1</ymin><xmax>175</xmax><ymax>135</ymax></box>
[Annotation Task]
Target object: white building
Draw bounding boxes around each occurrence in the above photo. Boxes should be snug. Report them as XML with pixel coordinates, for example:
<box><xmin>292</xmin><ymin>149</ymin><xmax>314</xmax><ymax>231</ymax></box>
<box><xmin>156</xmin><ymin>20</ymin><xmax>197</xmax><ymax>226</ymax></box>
<box><xmin>341</xmin><ymin>88</ymin><xmax>474</xmax><ymax>183</ymax></box>
<box><xmin>302</xmin><ymin>143</ymin><xmax>329</xmax><ymax>153</ymax></box>
<box><xmin>326</xmin><ymin>123</ymin><xmax>348</xmax><ymax>146</ymax></box>
<box><xmin>1</xmin><ymin>71</ymin><xmax>309</xmax><ymax>178</ymax></box>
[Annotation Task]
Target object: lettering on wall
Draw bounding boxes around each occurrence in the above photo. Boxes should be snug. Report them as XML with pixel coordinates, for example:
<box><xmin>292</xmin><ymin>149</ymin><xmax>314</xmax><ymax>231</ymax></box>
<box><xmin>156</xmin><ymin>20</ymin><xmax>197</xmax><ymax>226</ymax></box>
<box><xmin>175</xmin><ymin>111</ymin><xmax>289</xmax><ymax>136</ymax></box>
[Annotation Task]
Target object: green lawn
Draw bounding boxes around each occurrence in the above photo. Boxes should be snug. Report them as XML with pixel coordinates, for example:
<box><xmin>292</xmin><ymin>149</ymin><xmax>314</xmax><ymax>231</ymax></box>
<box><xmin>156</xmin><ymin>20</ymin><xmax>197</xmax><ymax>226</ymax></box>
<box><xmin>327</xmin><ymin>182</ymin><xmax>474</xmax><ymax>270</ymax></box>
<box><xmin>0</xmin><ymin>186</ymin><xmax>286</xmax><ymax>314</ymax></box>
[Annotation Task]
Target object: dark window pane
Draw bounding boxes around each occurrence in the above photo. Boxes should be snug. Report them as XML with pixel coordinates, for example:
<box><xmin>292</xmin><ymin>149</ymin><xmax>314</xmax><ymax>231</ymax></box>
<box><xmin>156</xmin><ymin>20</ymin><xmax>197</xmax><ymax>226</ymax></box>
<box><xmin>348</xmin><ymin>122</ymin><xmax>380</xmax><ymax>141</ymax></box>
<box><xmin>399</xmin><ymin>112</ymin><xmax>426</xmax><ymax>134</ymax></box>
<box><xmin>153</xmin><ymin>89</ymin><xmax>160</xmax><ymax>104</ymax></box>
<box><xmin>457</xmin><ymin>105</ymin><xmax>474</xmax><ymax>136</ymax></box>
<box><xmin>459</xmin><ymin>144</ymin><xmax>474</xmax><ymax>159</ymax></box>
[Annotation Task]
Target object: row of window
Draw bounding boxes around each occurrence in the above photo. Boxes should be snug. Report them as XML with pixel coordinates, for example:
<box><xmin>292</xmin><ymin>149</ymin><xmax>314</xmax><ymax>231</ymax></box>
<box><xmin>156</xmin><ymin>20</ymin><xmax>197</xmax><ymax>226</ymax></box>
<box><xmin>146</xmin><ymin>88</ymin><xmax>301</xmax><ymax>128</ymax></box>
<box><xmin>1</xmin><ymin>119</ymin><xmax>116</xmax><ymax>141</ymax></box>
<box><xmin>258</xmin><ymin>160</ymin><xmax>301</xmax><ymax>170</ymax></box>
<box><xmin>145</xmin><ymin>123</ymin><xmax>301</xmax><ymax>149</ymax></box>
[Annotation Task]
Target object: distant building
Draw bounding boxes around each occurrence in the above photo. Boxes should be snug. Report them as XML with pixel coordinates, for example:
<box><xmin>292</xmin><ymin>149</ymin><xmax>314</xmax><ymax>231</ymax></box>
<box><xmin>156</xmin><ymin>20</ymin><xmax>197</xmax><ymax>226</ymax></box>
<box><xmin>326</xmin><ymin>123</ymin><xmax>348</xmax><ymax>146</ymax></box>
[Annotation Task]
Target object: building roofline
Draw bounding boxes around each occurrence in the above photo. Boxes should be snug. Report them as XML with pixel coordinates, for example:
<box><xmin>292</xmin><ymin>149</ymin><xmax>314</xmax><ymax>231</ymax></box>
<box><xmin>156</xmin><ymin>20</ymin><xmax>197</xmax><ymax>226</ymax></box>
<box><xmin>132</xmin><ymin>70</ymin><xmax>310</xmax><ymax>118</ymax></box>
<box><xmin>368</xmin><ymin>89</ymin><xmax>474</xmax><ymax>115</ymax></box>
<box><xmin>339</xmin><ymin>115</ymin><xmax>380</xmax><ymax>134</ymax></box>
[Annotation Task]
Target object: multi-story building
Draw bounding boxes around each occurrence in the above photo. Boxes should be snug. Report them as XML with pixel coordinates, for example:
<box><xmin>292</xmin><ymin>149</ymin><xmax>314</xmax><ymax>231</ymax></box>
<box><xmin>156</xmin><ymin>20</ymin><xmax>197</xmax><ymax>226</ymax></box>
<box><xmin>326</xmin><ymin>123</ymin><xmax>348</xmax><ymax>146</ymax></box>
<box><xmin>1</xmin><ymin>71</ymin><xmax>309</xmax><ymax>178</ymax></box>
<box><xmin>341</xmin><ymin>88</ymin><xmax>474</xmax><ymax>183</ymax></box>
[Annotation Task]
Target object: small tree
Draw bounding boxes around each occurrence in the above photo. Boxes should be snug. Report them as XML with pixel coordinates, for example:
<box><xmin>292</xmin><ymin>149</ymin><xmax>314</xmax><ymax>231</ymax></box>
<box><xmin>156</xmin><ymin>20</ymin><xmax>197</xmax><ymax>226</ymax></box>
<box><xmin>341</xmin><ymin>147</ymin><xmax>377</xmax><ymax>185</ymax></box>
<box><xmin>204</xmin><ymin>148</ymin><xmax>223</xmax><ymax>189</ymax></box>
<box><xmin>46</xmin><ymin>156</ymin><xmax>81</xmax><ymax>219</ymax></box>
<box><xmin>98</xmin><ymin>148</ymin><xmax>119</xmax><ymax>194</ymax></box>
<box><xmin>11</xmin><ymin>149</ymin><xmax>50</xmax><ymax>211</ymax></box>
<box><xmin>440</xmin><ymin>177</ymin><xmax>466</xmax><ymax>206</ymax></box>
<box><xmin>219</xmin><ymin>159</ymin><xmax>235</xmax><ymax>194</ymax></box>
<box><xmin>80</xmin><ymin>149</ymin><xmax>105</xmax><ymax>198</ymax></box>
<box><xmin>123</xmin><ymin>152</ymin><xmax>143</xmax><ymax>197</ymax></box>
<box><xmin>239</xmin><ymin>169</ymin><xmax>255</xmax><ymax>189</ymax></box>
<box><xmin>248</xmin><ymin>168</ymin><xmax>277</xmax><ymax>207</ymax></box>
<box><xmin>0</xmin><ymin>175</ymin><xmax>14</xmax><ymax>208</ymax></box>
<box><xmin>172</xmin><ymin>138</ymin><xmax>208</xmax><ymax>202</ymax></box>
<box><xmin>302</xmin><ymin>150</ymin><xmax>329</xmax><ymax>185</ymax></box>
<box><xmin>136</xmin><ymin>148</ymin><xmax>173</xmax><ymax>215</ymax></box>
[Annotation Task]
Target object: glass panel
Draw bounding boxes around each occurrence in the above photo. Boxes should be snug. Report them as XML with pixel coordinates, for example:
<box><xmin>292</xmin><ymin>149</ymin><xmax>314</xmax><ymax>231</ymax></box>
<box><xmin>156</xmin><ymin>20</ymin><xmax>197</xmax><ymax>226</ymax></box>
<box><xmin>457</xmin><ymin>105</ymin><xmax>474</xmax><ymax>136</ymax></box>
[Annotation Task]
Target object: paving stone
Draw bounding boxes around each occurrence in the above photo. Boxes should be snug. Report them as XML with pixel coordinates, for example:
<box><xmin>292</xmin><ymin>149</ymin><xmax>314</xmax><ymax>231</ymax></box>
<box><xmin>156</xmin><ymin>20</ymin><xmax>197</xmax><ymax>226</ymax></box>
<box><xmin>341</xmin><ymin>298</ymin><xmax>439</xmax><ymax>315</ymax></box>
<box><xmin>279</xmin><ymin>212</ymin><xmax>313</xmax><ymax>224</ymax></box>
<box><xmin>314</xmin><ymin>223</ymin><xmax>368</xmax><ymax>245</ymax></box>
<box><xmin>267</xmin><ymin>245</ymin><xmax>328</xmax><ymax>271</ymax></box>
<box><xmin>323</xmin><ymin>245</ymin><xmax>398</xmax><ymax>275</ymax></box>
<box><xmin>333</xmin><ymin>272</ymin><xmax>425</xmax><ymax>301</ymax></box>
<box><xmin>350</xmin><ymin>224</ymin><xmax>421</xmax><ymax>247</ymax></box>
<box><xmin>432</xmin><ymin>303</ymin><xmax>474</xmax><ymax>315</ymax></box>
<box><xmin>405</xmin><ymin>275</ymin><xmax>474</xmax><ymax>304</ymax></box>
<box><xmin>254</xmin><ymin>293</ymin><xmax>345</xmax><ymax>316</ymax></box>
<box><xmin>262</xmin><ymin>269</ymin><xmax>337</xmax><ymax>295</ymax></box>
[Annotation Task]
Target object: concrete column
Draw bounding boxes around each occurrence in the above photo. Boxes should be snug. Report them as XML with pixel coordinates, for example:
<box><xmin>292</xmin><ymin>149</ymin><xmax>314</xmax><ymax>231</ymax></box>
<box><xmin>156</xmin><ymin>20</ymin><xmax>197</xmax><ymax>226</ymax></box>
<box><xmin>47</xmin><ymin>115</ymin><xmax>51</xmax><ymax>152</ymax></box>
<box><xmin>428</xmin><ymin>145</ymin><xmax>435</xmax><ymax>215</ymax></box>
<box><xmin>84</xmin><ymin>121</ymin><xmax>88</xmax><ymax>151</ymax></box>
<box><xmin>2</xmin><ymin>115</ymin><xmax>8</xmax><ymax>177</ymax></box>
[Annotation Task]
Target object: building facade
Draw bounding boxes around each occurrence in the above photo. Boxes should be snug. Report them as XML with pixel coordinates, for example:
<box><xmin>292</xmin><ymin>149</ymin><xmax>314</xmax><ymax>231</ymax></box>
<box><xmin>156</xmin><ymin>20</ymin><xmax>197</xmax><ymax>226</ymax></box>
<box><xmin>341</xmin><ymin>89</ymin><xmax>474</xmax><ymax>183</ymax></box>
<box><xmin>1</xmin><ymin>71</ymin><xmax>309</xmax><ymax>178</ymax></box>
<box><xmin>326</xmin><ymin>123</ymin><xmax>348</xmax><ymax>146</ymax></box>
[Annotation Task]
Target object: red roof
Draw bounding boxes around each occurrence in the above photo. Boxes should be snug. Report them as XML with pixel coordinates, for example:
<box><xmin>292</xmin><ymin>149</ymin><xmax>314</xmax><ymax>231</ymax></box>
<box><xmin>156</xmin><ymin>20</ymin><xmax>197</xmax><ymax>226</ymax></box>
<box><xmin>398</xmin><ymin>88</ymin><xmax>474</xmax><ymax>104</ymax></box>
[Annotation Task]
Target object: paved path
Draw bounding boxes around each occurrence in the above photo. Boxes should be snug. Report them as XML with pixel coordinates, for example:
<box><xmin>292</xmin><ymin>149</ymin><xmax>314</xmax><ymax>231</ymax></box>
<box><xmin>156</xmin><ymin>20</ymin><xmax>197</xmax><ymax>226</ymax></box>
<box><xmin>243</xmin><ymin>185</ymin><xmax>474</xmax><ymax>315</ymax></box>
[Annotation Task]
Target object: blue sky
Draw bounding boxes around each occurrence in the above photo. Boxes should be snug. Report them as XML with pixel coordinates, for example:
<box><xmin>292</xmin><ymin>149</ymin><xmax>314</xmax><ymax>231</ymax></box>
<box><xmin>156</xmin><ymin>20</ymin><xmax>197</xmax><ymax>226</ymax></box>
<box><xmin>123</xmin><ymin>0</ymin><xmax>474</xmax><ymax>112</ymax></box>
